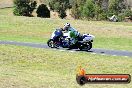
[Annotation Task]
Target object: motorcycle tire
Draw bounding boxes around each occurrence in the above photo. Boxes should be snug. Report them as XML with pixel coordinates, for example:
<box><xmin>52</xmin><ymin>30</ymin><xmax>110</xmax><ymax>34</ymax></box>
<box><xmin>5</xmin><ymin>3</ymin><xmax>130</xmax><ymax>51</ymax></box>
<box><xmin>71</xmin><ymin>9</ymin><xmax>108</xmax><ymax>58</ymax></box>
<box><xmin>87</xmin><ymin>42</ymin><xmax>92</xmax><ymax>50</ymax></box>
<box><xmin>47</xmin><ymin>39</ymin><xmax>54</xmax><ymax>48</ymax></box>
<box><xmin>79</xmin><ymin>42</ymin><xmax>92</xmax><ymax>51</ymax></box>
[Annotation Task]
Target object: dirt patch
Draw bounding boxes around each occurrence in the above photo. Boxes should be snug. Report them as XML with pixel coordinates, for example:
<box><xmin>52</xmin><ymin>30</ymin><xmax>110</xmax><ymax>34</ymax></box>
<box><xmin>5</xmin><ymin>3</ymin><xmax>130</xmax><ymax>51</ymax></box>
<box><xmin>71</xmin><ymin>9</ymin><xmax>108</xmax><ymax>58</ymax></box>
<box><xmin>0</xmin><ymin>0</ymin><xmax>13</xmax><ymax>8</ymax></box>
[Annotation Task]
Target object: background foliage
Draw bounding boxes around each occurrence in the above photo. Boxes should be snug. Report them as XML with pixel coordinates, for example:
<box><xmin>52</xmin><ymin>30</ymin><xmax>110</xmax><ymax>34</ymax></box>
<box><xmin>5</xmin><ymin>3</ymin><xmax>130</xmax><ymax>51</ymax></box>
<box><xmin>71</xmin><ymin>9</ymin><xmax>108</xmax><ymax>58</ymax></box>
<box><xmin>36</xmin><ymin>4</ymin><xmax>50</xmax><ymax>18</ymax></box>
<box><xmin>13</xmin><ymin>0</ymin><xmax>37</xmax><ymax>16</ymax></box>
<box><xmin>13</xmin><ymin>0</ymin><xmax>132</xmax><ymax>21</ymax></box>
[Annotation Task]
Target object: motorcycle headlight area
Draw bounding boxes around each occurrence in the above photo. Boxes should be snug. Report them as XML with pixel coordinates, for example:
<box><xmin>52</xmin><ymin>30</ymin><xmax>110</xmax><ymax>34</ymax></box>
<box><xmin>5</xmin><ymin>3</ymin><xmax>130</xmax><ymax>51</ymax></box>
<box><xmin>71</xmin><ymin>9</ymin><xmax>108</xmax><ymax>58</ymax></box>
<box><xmin>83</xmin><ymin>36</ymin><xmax>93</xmax><ymax>42</ymax></box>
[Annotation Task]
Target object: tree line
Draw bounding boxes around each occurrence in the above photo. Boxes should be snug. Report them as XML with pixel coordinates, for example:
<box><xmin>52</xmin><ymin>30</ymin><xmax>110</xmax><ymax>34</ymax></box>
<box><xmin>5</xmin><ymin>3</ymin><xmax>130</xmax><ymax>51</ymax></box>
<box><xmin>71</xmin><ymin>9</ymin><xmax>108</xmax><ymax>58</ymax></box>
<box><xmin>13</xmin><ymin>0</ymin><xmax>132</xmax><ymax>21</ymax></box>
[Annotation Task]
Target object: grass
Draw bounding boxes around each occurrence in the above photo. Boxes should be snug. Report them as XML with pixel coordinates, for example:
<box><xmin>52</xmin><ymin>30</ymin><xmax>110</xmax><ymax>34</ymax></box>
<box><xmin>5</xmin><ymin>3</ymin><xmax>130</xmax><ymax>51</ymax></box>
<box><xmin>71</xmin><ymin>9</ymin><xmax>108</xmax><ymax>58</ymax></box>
<box><xmin>0</xmin><ymin>8</ymin><xmax>132</xmax><ymax>88</ymax></box>
<box><xmin>0</xmin><ymin>45</ymin><xmax>132</xmax><ymax>88</ymax></box>
<box><xmin>0</xmin><ymin>8</ymin><xmax>132</xmax><ymax>51</ymax></box>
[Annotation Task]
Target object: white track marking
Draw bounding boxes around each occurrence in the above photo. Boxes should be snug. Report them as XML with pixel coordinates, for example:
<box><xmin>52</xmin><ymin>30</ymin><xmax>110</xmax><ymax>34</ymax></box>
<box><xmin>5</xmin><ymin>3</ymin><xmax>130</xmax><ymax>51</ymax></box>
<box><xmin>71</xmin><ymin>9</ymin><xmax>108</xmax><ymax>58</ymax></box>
<box><xmin>53</xmin><ymin>49</ymin><xmax>57</xmax><ymax>50</ymax></box>
<box><xmin>112</xmin><ymin>55</ymin><xmax>117</xmax><ymax>56</ymax></box>
<box><xmin>59</xmin><ymin>50</ymin><xmax>66</xmax><ymax>52</ymax></box>
<box><xmin>91</xmin><ymin>53</ymin><xmax>96</xmax><ymax>55</ymax></box>
<box><xmin>101</xmin><ymin>54</ymin><xmax>106</xmax><ymax>56</ymax></box>
<box><xmin>69</xmin><ymin>51</ymin><xmax>75</xmax><ymax>53</ymax></box>
<box><xmin>124</xmin><ymin>56</ymin><xmax>128</xmax><ymax>58</ymax></box>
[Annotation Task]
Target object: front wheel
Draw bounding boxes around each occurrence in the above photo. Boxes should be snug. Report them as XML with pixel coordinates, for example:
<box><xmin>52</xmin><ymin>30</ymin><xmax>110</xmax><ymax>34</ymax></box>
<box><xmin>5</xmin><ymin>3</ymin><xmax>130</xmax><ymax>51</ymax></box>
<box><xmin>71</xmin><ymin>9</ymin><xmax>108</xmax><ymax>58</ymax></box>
<box><xmin>47</xmin><ymin>39</ymin><xmax>54</xmax><ymax>48</ymax></box>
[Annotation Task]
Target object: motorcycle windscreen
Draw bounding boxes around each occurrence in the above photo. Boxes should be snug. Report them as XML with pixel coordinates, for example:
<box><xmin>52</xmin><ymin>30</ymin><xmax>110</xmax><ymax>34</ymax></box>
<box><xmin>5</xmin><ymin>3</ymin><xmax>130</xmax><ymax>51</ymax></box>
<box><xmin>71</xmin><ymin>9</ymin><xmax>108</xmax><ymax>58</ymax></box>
<box><xmin>54</xmin><ymin>30</ymin><xmax>63</xmax><ymax>37</ymax></box>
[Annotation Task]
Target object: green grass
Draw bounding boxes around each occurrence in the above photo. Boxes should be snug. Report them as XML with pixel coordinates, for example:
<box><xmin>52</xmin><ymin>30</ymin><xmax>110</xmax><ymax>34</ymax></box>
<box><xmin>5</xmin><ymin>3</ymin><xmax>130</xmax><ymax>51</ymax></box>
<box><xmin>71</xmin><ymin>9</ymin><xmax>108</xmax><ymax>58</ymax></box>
<box><xmin>0</xmin><ymin>8</ymin><xmax>132</xmax><ymax>50</ymax></box>
<box><xmin>95</xmin><ymin>37</ymin><xmax>132</xmax><ymax>50</ymax></box>
<box><xmin>0</xmin><ymin>34</ymin><xmax>47</xmax><ymax>43</ymax></box>
<box><xmin>0</xmin><ymin>8</ymin><xmax>132</xmax><ymax>88</ymax></box>
<box><xmin>0</xmin><ymin>45</ymin><xmax>132</xmax><ymax>88</ymax></box>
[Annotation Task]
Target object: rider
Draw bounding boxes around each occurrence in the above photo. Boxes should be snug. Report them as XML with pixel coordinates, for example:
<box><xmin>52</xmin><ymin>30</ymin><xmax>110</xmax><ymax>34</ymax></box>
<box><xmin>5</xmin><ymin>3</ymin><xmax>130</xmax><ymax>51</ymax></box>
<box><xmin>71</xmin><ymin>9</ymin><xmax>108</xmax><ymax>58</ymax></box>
<box><xmin>63</xmin><ymin>23</ymin><xmax>80</xmax><ymax>45</ymax></box>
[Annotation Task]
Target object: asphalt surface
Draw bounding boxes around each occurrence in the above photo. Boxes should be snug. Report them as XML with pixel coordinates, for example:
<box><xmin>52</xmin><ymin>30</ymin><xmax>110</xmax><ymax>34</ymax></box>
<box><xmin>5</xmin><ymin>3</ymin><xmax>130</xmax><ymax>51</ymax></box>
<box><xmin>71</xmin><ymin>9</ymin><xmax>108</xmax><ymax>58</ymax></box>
<box><xmin>0</xmin><ymin>41</ymin><xmax>132</xmax><ymax>57</ymax></box>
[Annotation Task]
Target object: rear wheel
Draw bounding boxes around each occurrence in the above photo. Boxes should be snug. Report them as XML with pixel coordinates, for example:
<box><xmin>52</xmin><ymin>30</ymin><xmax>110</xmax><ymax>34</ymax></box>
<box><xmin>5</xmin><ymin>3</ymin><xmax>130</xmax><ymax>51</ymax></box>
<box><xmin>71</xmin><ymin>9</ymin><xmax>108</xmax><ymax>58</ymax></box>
<box><xmin>79</xmin><ymin>42</ymin><xmax>92</xmax><ymax>51</ymax></box>
<box><xmin>86</xmin><ymin>42</ymin><xmax>92</xmax><ymax>50</ymax></box>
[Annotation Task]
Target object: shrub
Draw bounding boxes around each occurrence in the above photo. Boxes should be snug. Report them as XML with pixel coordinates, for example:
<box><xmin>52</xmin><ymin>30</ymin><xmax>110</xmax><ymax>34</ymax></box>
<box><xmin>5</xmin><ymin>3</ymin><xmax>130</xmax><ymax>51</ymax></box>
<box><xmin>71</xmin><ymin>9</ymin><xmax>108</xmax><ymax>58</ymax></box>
<box><xmin>108</xmin><ymin>0</ymin><xmax>126</xmax><ymax>16</ymax></box>
<box><xmin>82</xmin><ymin>0</ymin><xmax>95</xmax><ymax>19</ymax></box>
<box><xmin>71</xmin><ymin>2</ymin><xmax>81</xmax><ymax>19</ymax></box>
<box><xmin>36</xmin><ymin>4</ymin><xmax>50</xmax><ymax>18</ymax></box>
<box><xmin>13</xmin><ymin>0</ymin><xmax>37</xmax><ymax>17</ymax></box>
<box><xmin>117</xmin><ymin>8</ymin><xmax>132</xmax><ymax>21</ymax></box>
<box><xmin>71</xmin><ymin>0</ymin><xmax>86</xmax><ymax>19</ymax></box>
<box><xmin>48</xmin><ymin>0</ymin><xmax>70</xmax><ymax>19</ymax></box>
<box><xmin>98</xmin><ymin>11</ymin><xmax>108</xmax><ymax>20</ymax></box>
<box><xmin>124</xmin><ymin>9</ymin><xmax>132</xmax><ymax>17</ymax></box>
<box><xmin>58</xmin><ymin>8</ymin><xmax>67</xmax><ymax>19</ymax></box>
<box><xmin>94</xmin><ymin>3</ymin><xmax>102</xmax><ymax>20</ymax></box>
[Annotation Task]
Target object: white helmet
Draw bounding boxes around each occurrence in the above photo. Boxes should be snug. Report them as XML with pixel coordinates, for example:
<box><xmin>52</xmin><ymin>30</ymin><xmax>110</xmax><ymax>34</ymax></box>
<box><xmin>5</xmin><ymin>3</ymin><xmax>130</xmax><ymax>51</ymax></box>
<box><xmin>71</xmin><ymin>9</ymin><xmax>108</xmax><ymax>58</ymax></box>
<box><xmin>64</xmin><ymin>23</ymin><xmax>70</xmax><ymax>27</ymax></box>
<box><xmin>63</xmin><ymin>23</ymin><xmax>70</xmax><ymax>31</ymax></box>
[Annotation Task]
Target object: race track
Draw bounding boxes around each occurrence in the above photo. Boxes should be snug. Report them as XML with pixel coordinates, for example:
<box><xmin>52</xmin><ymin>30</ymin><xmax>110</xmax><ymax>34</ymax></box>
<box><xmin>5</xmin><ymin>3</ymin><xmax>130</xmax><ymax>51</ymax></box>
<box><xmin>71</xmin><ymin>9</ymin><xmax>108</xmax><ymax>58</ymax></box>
<box><xmin>0</xmin><ymin>41</ymin><xmax>132</xmax><ymax>57</ymax></box>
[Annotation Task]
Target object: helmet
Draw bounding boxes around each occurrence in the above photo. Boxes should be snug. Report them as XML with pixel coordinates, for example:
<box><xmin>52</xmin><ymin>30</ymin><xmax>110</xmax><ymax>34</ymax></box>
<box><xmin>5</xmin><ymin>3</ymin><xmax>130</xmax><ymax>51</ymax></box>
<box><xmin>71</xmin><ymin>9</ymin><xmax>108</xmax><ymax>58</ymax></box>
<box><xmin>64</xmin><ymin>23</ymin><xmax>70</xmax><ymax>27</ymax></box>
<box><xmin>63</xmin><ymin>23</ymin><xmax>70</xmax><ymax>31</ymax></box>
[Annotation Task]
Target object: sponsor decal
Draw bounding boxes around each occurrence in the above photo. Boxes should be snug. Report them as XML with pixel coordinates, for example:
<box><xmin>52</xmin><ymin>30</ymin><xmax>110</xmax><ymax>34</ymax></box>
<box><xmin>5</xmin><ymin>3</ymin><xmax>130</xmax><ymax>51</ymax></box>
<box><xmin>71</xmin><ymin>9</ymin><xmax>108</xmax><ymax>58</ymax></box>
<box><xmin>76</xmin><ymin>66</ymin><xmax>131</xmax><ymax>85</ymax></box>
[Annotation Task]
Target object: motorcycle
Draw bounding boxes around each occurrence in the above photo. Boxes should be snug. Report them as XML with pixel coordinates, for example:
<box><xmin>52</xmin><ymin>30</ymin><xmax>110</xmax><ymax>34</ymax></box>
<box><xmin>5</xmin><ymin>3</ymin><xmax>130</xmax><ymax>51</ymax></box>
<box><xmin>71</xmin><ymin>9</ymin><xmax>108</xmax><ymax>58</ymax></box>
<box><xmin>47</xmin><ymin>29</ymin><xmax>95</xmax><ymax>51</ymax></box>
